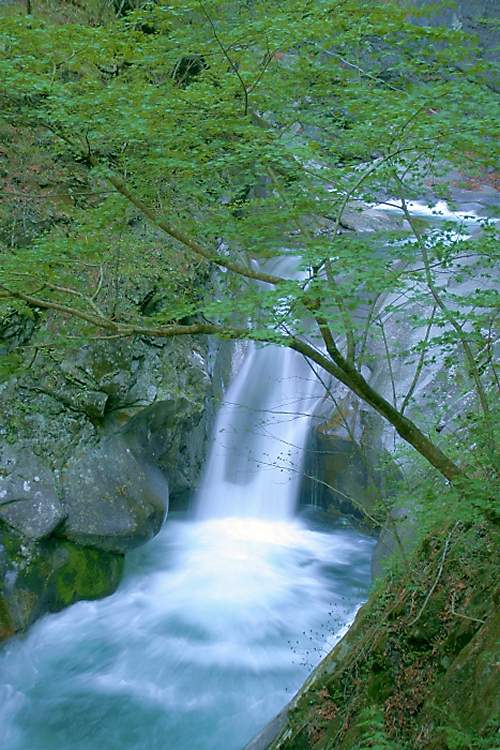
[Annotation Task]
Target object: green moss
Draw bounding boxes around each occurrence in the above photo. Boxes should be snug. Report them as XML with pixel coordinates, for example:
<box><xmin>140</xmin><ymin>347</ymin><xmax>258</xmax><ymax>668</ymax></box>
<box><xmin>0</xmin><ymin>523</ymin><xmax>124</xmax><ymax>641</ymax></box>
<box><xmin>50</xmin><ymin>539</ymin><xmax>124</xmax><ymax>610</ymax></box>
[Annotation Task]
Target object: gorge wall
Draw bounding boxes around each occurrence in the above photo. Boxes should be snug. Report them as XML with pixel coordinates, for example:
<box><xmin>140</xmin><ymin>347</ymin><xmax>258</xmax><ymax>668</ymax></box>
<box><xmin>0</xmin><ymin>314</ymin><xmax>231</xmax><ymax>640</ymax></box>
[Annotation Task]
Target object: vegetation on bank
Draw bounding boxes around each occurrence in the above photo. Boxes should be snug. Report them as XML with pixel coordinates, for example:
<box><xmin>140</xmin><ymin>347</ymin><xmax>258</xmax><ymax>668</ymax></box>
<box><xmin>267</xmin><ymin>467</ymin><xmax>499</xmax><ymax>750</ymax></box>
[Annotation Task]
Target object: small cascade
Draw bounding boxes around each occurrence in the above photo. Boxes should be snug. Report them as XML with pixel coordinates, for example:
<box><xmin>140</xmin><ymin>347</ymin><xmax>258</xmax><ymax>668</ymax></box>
<box><xmin>197</xmin><ymin>341</ymin><xmax>324</xmax><ymax>519</ymax></box>
<box><xmin>197</xmin><ymin>253</ymin><xmax>325</xmax><ymax>520</ymax></box>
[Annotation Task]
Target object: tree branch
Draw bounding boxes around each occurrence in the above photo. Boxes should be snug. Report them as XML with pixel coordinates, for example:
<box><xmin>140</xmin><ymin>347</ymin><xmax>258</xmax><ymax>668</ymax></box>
<box><xmin>200</xmin><ymin>1</ymin><xmax>249</xmax><ymax>115</ymax></box>
<box><xmin>98</xmin><ymin>163</ymin><xmax>286</xmax><ymax>286</ymax></box>
<box><xmin>400</xmin><ymin>305</ymin><xmax>437</xmax><ymax>416</ymax></box>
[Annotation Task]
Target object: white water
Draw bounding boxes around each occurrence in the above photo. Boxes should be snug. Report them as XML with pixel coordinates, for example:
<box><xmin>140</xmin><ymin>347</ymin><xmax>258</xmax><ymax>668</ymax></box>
<box><xmin>198</xmin><ymin>342</ymin><xmax>324</xmax><ymax>519</ymax></box>
<box><xmin>0</xmin><ymin>301</ymin><xmax>374</xmax><ymax>750</ymax></box>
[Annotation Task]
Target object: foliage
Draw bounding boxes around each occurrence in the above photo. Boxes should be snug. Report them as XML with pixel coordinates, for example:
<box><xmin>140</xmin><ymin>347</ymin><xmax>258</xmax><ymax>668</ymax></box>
<box><xmin>0</xmin><ymin>0</ymin><xmax>498</xmax><ymax>480</ymax></box>
<box><xmin>352</xmin><ymin>707</ymin><xmax>399</xmax><ymax>749</ymax></box>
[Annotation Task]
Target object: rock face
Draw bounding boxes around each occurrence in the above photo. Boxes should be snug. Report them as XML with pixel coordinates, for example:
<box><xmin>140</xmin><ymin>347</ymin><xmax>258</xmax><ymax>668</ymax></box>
<box><xmin>300</xmin><ymin>403</ymin><xmax>401</xmax><ymax>524</ymax></box>
<box><xmin>0</xmin><ymin>315</ymin><xmax>230</xmax><ymax>641</ymax></box>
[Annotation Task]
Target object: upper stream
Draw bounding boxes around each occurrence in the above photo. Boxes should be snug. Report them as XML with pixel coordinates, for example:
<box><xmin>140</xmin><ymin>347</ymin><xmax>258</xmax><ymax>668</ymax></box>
<box><xmin>0</xmin><ymin>296</ymin><xmax>375</xmax><ymax>750</ymax></box>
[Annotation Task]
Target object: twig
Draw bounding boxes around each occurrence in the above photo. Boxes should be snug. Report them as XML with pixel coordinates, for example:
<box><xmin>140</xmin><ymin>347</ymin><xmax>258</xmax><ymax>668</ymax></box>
<box><xmin>377</xmin><ymin>316</ymin><xmax>397</xmax><ymax>410</ymax></box>
<box><xmin>450</xmin><ymin>591</ymin><xmax>486</xmax><ymax>626</ymax></box>
<box><xmin>321</xmin><ymin>49</ymin><xmax>404</xmax><ymax>93</ymax></box>
<box><xmin>248</xmin><ymin>43</ymin><xmax>275</xmax><ymax>94</ymax></box>
<box><xmin>91</xmin><ymin>265</ymin><xmax>104</xmax><ymax>302</ymax></box>
<box><xmin>200</xmin><ymin>2</ymin><xmax>249</xmax><ymax>115</ymax></box>
<box><xmin>400</xmin><ymin>305</ymin><xmax>437</xmax><ymax>416</ymax></box>
<box><xmin>409</xmin><ymin>522</ymin><xmax>458</xmax><ymax>627</ymax></box>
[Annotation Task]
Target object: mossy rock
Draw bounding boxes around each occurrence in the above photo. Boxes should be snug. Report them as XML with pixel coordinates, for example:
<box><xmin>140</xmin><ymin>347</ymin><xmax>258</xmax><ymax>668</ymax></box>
<box><xmin>421</xmin><ymin>610</ymin><xmax>500</xmax><ymax>739</ymax></box>
<box><xmin>0</xmin><ymin>524</ymin><xmax>124</xmax><ymax>641</ymax></box>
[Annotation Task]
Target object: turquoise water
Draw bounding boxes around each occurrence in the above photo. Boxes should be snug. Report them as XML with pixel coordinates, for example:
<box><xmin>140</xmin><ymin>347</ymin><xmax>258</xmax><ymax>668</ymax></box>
<box><xmin>0</xmin><ymin>513</ymin><xmax>373</xmax><ymax>750</ymax></box>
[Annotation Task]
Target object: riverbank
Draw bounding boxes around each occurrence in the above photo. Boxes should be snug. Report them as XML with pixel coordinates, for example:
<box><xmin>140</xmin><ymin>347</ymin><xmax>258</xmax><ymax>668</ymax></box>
<box><xmin>247</xmin><ymin>477</ymin><xmax>499</xmax><ymax>750</ymax></box>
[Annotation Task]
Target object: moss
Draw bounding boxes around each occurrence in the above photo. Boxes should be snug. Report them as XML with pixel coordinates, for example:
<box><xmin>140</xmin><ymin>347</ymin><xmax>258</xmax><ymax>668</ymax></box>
<box><xmin>424</xmin><ymin>610</ymin><xmax>500</xmax><ymax>736</ymax></box>
<box><xmin>49</xmin><ymin>539</ymin><xmax>124</xmax><ymax>610</ymax></box>
<box><xmin>0</xmin><ymin>523</ymin><xmax>124</xmax><ymax>642</ymax></box>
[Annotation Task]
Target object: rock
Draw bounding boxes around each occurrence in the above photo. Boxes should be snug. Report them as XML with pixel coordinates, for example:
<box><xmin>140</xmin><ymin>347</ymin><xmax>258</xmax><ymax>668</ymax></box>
<box><xmin>0</xmin><ymin>447</ymin><xmax>65</xmax><ymax>540</ymax></box>
<box><xmin>61</xmin><ymin>436</ymin><xmax>168</xmax><ymax>553</ymax></box>
<box><xmin>300</xmin><ymin>402</ymin><xmax>401</xmax><ymax>523</ymax></box>
<box><xmin>411</xmin><ymin>0</ymin><xmax>499</xmax><ymax>63</ymax></box>
<box><xmin>0</xmin><ymin>301</ymin><xmax>232</xmax><ymax>638</ymax></box>
<box><xmin>424</xmin><ymin>610</ymin><xmax>500</xmax><ymax>735</ymax></box>
<box><xmin>0</xmin><ymin>524</ymin><xmax>123</xmax><ymax>637</ymax></box>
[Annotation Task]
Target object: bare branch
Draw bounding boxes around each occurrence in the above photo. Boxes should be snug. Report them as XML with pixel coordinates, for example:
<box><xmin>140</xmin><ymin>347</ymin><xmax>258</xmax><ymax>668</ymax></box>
<box><xmin>400</xmin><ymin>305</ymin><xmax>437</xmax><ymax>416</ymax></box>
<box><xmin>409</xmin><ymin>523</ymin><xmax>458</xmax><ymax>627</ymax></box>
<box><xmin>200</xmin><ymin>2</ymin><xmax>249</xmax><ymax>115</ymax></box>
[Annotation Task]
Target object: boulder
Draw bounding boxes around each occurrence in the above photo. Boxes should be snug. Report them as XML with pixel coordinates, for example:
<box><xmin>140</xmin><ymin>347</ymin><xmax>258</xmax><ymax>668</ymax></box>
<box><xmin>0</xmin><ymin>524</ymin><xmax>123</xmax><ymax>638</ymax></box>
<box><xmin>60</xmin><ymin>436</ymin><xmax>169</xmax><ymax>553</ymax></box>
<box><xmin>0</xmin><ymin>447</ymin><xmax>64</xmax><ymax>540</ymax></box>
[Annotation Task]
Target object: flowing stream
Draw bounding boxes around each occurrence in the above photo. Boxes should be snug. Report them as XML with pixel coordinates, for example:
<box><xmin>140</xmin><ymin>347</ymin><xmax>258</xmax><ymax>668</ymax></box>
<box><xmin>0</xmin><ymin>306</ymin><xmax>375</xmax><ymax>750</ymax></box>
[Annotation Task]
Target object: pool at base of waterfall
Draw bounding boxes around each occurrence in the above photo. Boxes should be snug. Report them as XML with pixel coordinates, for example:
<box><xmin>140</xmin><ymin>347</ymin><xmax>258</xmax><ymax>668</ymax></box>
<box><xmin>0</xmin><ymin>511</ymin><xmax>374</xmax><ymax>750</ymax></box>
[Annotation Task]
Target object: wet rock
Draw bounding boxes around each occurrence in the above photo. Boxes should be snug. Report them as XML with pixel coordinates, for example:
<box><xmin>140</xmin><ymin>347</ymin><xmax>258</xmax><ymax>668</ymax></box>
<box><xmin>0</xmin><ymin>447</ymin><xmax>64</xmax><ymax>540</ymax></box>
<box><xmin>300</xmin><ymin>401</ymin><xmax>401</xmax><ymax>524</ymax></box>
<box><xmin>0</xmin><ymin>524</ymin><xmax>123</xmax><ymax>637</ymax></box>
<box><xmin>61</xmin><ymin>436</ymin><xmax>168</xmax><ymax>554</ymax></box>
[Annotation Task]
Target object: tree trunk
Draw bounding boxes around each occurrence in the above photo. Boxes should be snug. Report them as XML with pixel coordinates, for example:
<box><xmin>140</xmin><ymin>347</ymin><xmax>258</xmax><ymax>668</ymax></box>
<box><xmin>290</xmin><ymin>338</ymin><xmax>464</xmax><ymax>483</ymax></box>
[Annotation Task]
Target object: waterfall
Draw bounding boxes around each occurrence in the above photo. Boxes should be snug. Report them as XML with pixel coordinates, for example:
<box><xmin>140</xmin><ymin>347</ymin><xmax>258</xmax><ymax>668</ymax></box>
<box><xmin>198</xmin><ymin>254</ymin><xmax>325</xmax><ymax>520</ymax></box>
<box><xmin>197</xmin><ymin>342</ymin><xmax>323</xmax><ymax>519</ymax></box>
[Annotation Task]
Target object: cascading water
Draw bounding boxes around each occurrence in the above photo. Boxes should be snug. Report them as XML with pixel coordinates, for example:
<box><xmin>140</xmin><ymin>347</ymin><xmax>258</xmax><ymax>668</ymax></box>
<box><xmin>0</xmin><ymin>270</ymin><xmax>374</xmax><ymax>750</ymax></box>
<box><xmin>197</xmin><ymin>341</ymin><xmax>322</xmax><ymax>519</ymax></box>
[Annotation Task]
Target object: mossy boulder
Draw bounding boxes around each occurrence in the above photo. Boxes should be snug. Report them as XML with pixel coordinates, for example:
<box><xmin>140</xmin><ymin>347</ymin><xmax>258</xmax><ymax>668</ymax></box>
<box><xmin>0</xmin><ymin>524</ymin><xmax>123</xmax><ymax>639</ymax></box>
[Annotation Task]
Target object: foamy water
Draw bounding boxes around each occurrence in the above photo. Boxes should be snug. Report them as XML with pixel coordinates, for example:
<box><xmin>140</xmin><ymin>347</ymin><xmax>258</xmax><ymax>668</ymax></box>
<box><xmin>0</xmin><ymin>515</ymin><xmax>374</xmax><ymax>750</ymax></box>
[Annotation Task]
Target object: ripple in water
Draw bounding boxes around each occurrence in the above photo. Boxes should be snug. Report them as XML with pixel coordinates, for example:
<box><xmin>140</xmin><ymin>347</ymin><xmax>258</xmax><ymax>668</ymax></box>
<box><xmin>0</xmin><ymin>515</ymin><xmax>374</xmax><ymax>750</ymax></box>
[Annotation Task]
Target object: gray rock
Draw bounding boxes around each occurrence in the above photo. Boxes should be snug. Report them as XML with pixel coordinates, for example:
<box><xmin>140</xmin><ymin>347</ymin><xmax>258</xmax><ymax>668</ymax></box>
<box><xmin>411</xmin><ymin>0</ymin><xmax>499</xmax><ymax>64</ymax></box>
<box><xmin>61</xmin><ymin>436</ymin><xmax>169</xmax><ymax>553</ymax></box>
<box><xmin>0</xmin><ymin>448</ymin><xmax>64</xmax><ymax>539</ymax></box>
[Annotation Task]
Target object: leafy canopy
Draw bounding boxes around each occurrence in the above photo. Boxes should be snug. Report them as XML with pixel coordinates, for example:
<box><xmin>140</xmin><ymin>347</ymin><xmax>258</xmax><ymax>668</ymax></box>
<box><xmin>0</xmin><ymin>0</ymin><xmax>498</xmax><ymax>479</ymax></box>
